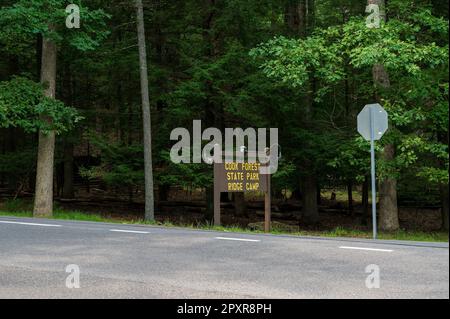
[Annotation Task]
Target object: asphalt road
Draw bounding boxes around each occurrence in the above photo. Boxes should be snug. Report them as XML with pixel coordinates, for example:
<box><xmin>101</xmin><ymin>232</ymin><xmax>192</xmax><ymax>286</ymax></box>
<box><xmin>0</xmin><ymin>216</ymin><xmax>448</xmax><ymax>299</ymax></box>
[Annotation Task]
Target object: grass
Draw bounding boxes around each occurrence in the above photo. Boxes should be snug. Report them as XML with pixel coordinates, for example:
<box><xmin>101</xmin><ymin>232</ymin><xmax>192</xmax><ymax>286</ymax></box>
<box><xmin>298</xmin><ymin>226</ymin><xmax>449</xmax><ymax>242</ymax></box>
<box><xmin>0</xmin><ymin>210</ymin><xmax>114</xmax><ymax>222</ymax></box>
<box><xmin>0</xmin><ymin>209</ymin><xmax>448</xmax><ymax>243</ymax></box>
<box><xmin>321</xmin><ymin>190</ymin><xmax>364</xmax><ymax>203</ymax></box>
<box><xmin>206</xmin><ymin>225</ymin><xmax>449</xmax><ymax>242</ymax></box>
<box><xmin>1</xmin><ymin>198</ymin><xmax>448</xmax><ymax>243</ymax></box>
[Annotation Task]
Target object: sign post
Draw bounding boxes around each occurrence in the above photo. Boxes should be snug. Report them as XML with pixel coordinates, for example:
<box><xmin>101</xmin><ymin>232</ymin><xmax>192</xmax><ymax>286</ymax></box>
<box><xmin>213</xmin><ymin>151</ymin><xmax>271</xmax><ymax>232</ymax></box>
<box><xmin>357</xmin><ymin>103</ymin><xmax>388</xmax><ymax>240</ymax></box>
<box><xmin>369</xmin><ymin>107</ymin><xmax>377</xmax><ymax>240</ymax></box>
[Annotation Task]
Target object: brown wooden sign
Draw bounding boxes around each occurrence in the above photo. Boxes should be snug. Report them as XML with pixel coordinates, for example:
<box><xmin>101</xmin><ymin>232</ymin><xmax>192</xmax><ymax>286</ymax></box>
<box><xmin>214</xmin><ymin>162</ymin><xmax>268</xmax><ymax>193</ymax></box>
<box><xmin>213</xmin><ymin>159</ymin><xmax>271</xmax><ymax>232</ymax></box>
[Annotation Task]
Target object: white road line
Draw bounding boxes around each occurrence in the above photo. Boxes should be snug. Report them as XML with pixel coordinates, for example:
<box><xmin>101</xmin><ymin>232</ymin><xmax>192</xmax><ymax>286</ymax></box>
<box><xmin>0</xmin><ymin>220</ymin><xmax>61</xmax><ymax>227</ymax></box>
<box><xmin>215</xmin><ymin>237</ymin><xmax>261</xmax><ymax>242</ymax></box>
<box><xmin>339</xmin><ymin>246</ymin><xmax>393</xmax><ymax>252</ymax></box>
<box><xmin>109</xmin><ymin>229</ymin><xmax>150</xmax><ymax>234</ymax></box>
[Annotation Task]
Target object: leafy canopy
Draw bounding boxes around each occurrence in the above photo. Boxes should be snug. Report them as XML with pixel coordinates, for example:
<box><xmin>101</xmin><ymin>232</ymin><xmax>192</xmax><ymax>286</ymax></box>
<box><xmin>0</xmin><ymin>76</ymin><xmax>82</xmax><ymax>134</ymax></box>
<box><xmin>0</xmin><ymin>0</ymin><xmax>110</xmax><ymax>53</ymax></box>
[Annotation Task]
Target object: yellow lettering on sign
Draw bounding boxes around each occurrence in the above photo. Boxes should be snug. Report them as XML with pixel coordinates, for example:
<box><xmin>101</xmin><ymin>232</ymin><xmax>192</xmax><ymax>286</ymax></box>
<box><xmin>228</xmin><ymin>182</ymin><xmax>243</xmax><ymax>191</ymax></box>
<box><xmin>246</xmin><ymin>172</ymin><xmax>259</xmax><ymax>181</ymax></box>
<box><xmin>245</xmin><ymin>183</ymin><xmax>259</xmax><ymax>191</ymax></box>
<box><xmin>225</xmin><ymin>163</ymin><xmax>239</xmax><ymax>170</ymax></box>
<box><xmin>227</xmin><ymin>172</ymin><xmax>244</xmax><ymax>180</ymax></box>
<box><xmin>220</xmin><ymin>162</ymin><xmax>264</xmax><ymax>193</ymax></box>
<box><xmin>242</xmin><ymin>163</ymin><xmax>260</xmax><ymax>171</ymax></box>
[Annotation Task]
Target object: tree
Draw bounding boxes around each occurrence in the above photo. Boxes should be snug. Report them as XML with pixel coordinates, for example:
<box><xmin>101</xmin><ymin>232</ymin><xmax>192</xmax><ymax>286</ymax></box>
<box><xmin>364</xmin><ymin>0</ymin><xmax>400</xmax><ymax>231</ymax></box>
<box><xmin>250</xmin><ymin>31</ymin><xmax>344</xmax><ymax>225</ymax></box>
<box><xmin>367</xmin><ymin>0</ymin><xmax>400</xmax><ymax>232</ymax></box>
<box><xmin>0</xmin><ymin>0</ymin><xmax>447</xmax><ymax>234</ymax></box>
<box><xmin>281</xmin><ymin>0</ymin><xmax>321</xmax><ymax>225</ymax></box>
<box><xmin>0</xmin><ymin>75</ymin><xmax>81</xmax><ymax>201</ymax></box>
<box><xmin>136</xmin><ymin>0</ymin><xmax>155</xmax><ymax>221</ymax></box>
<box><xmin>33</xmin><ymin>24</ymin><xmax>58</xmax><ymax>216</ymax></box>
<box><xmin>0</xmin><ymin>0</ymin><xmax>109</xmax><ymax>217</ymax></box>
<box><xmin>252</xmin><ymin>0</ymin><xmax>448</xmax><ymax>231</ymax></box>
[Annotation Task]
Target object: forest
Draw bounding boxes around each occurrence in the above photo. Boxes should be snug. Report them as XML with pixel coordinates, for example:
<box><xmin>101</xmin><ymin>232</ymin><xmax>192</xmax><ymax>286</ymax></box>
<box><xmin>0</xmin><ymin>0</ymin><xmax>448</xmax><ymax>240</ymax></box>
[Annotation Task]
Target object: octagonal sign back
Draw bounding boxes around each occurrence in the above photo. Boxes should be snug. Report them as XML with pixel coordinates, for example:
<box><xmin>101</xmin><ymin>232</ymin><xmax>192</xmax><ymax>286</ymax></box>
<box><xmin>357</xmin><ymin>103</ymin><xmax>389</xmax><ymax>141</ymax></box>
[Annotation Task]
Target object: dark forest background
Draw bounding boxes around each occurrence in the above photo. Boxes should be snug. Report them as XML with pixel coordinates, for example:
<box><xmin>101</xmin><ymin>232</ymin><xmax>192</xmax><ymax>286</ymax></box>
<box><xmin>0</xmin><ymin>0</ymin><xmax>448</xmax><ymax>235</ymax></box>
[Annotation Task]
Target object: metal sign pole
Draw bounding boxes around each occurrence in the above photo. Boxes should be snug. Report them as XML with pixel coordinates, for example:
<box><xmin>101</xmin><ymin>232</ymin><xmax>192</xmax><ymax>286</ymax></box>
<box><xmin>370</xmin><ymin>106</ymin><xmax>377</xmax><ymax>240</ymax></box>
<box><xmin>358</xmin><ymin>103</ymin><xmax>388</xmax><ymax>239</ymax></box>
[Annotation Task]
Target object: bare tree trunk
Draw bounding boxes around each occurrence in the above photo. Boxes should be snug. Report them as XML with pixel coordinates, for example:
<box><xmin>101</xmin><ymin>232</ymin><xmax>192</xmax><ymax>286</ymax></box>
<box><xmin>205</xmin><ymin>187</ymin><xmax>214</xmax><ymax>221</ymax></box>
<box><xmin>136</xmin><ymin>0</ymin><xmax>155</xmax><ymax>221</ymax></box>
<box><xmin>361</xmin><ymin>175</ymin><xmax>369</xmax><ymax>225</ymax></box>
<box><xmin>62</xmin><ymin>141</ymin><xmax>74</xmax><ymax>199</ymax></box>
<box><xmin>36</xmin><ymin>33</ymin><xmax>42</xmax><ymax>80</ymax></box>
<box><xmin>201</xmin><ymin>0</ymin><xmax>225</xmax><ymax>221</ymax></box>
<box><xmin>440</xmin><ymin>184</ymin><xmax>449</xmax><ymax>231</ymax></box>
<box><xmin>284</xmin><ymin>0</ymin><xmax>307</xmax><ymax>37</ymax></box>
<box><xmin>301</xmin><ymin>77</ymin><xmax>319</xmax><ymax>224</ymax></box>
<box><xmin>347</xmin><ymin>179</ymin><xmax>354</xmax><ymax>216</ymax></box>
<box><xmin>33</xmin><ymin>27</ymin><xmax>56</xmax><ymax>218</ymax></box>
<box><xmin>285</xmin><ymin>1</ymin><xmax>319</xmax><ymax>225</ymax></box>
<box><xmin>378</xmin><ymin>144</ymin><xmax>399</xmax><ymax>230</ymax></box>
<box><xmin>285</xmin><ymin>0</ymin><xmax>310</xmax><ymax>37</ymax></box>
<box><xmin>367</xmin><ymin>0</ymin><xmax>399</xmax><ymax>231</ymax></box>
<box><xmin>438</xmin><ymin>130</ymin><xmax>449</xmax><ymax>231</ymax></box>
<box><xmin>301</xmin><ymin>175</ymin><xmax>319</xmax><ymax>224</ymax></box>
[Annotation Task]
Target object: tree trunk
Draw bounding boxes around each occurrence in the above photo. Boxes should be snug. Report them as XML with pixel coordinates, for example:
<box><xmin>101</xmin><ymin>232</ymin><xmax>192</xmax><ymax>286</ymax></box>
<box><xmin>5</xmin><ymin>128</ymin><xmax>18</xmax><ymax>191</ymax></box>
<box><xmin>62</xmin><ymin>141</ymin><xmax>74</xmax><ymax>199</ymax></box>
<box><xmin>361</xmin><ymin>175</ymin><xmax>369</xmax><ymax>226</ymax></box>
<box><xmin>378</xmin><ymin>144</ymin><xmax>399</xmax><ymax>231</ymax></box>
<box><xmin>316</xmin><ymin>185</ymin><xmax>321</xmax><ymax>205</ymax></box>
<box><xmin>136</xmin><ymin>0</ymin><xmax>155</xmax><ymax>221</ymax></box>
<box><xmin>437</xmin><ymin>130</ymin><xmax>449</xmax><ymax>231</ymax></box>
<box><xmin>33</xmin><ymin>27</ymin><xmax>57</xmax><ymax>218</ymax></box>
<box><xmin>285</xmin><ymin>0</ymin><xmax>314</xmax><ymax>37</ymax></box>
<box><xmin>285</xmin><ymin>0</ymin><xmax>305</xmax><ymax>36</ymax></box>
<box><xmin>36</xmin><ymin>33</ymin><xmax>42</xmax><ymax>80</ymax></box>
<box><xmin>205</xmin><ymin>187</ymin><xmax>214</xmax><ymax>221</ymax></box>
<box><xmin>201</xmin><ymin>0</ymin><xmax>225</xmax><ymax>222</ymax></box>
<box><xmin>301</xmin><ymin>175</ymin><xmax>319</xmax><ymax>224</ymax></box>
<box><xmin>301</xmin><ymin>77</ymin><xmax>319</xmax><ymax>224</ymax></box>
<box><xmin>347</xmin><ymin>179</ymin><xmax>354</xmax><ymax>216</ymax></box>
<box><xmin>285</xmin><ymin>1</ymin><xmax>319</xmax><ymax>225</ymax></box>
<box><xmin>440</xmin><ymin>184</ymin><xmax>449</xmax><ymax>231</ymax></box>
<box><xmin>368</xmin><ymin>0</ymin><xmax>399</xmax><ymax>231</ymax></box>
